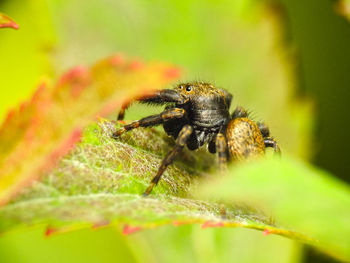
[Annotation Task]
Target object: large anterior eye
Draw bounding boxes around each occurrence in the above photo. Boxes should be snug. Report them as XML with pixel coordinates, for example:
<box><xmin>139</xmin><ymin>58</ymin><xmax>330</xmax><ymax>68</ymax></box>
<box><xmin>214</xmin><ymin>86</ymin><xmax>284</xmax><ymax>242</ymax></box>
<box><xmin>186</xmin><ymin>86</ymin><xmax>192</xmax><ymax>92</ymax></box>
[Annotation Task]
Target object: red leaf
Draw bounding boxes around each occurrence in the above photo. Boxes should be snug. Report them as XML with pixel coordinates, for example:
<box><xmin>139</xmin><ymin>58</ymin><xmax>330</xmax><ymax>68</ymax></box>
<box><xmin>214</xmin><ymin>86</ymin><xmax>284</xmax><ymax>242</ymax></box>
<box><xmin>0</xmin><ymin>55</ymin><xmax>181</xmax><ymax>205</ymax></box>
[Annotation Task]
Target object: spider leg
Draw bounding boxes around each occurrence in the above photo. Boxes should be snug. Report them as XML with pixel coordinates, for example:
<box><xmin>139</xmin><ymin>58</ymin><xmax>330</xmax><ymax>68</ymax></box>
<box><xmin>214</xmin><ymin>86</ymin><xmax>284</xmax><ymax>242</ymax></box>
<box><xmin>117</xmin><ymin>101</ymin><xmax>131</xmax><ymax>120</ymax></box>
<box><xmin>257</xmin><ymin>122</ymin><xmax>281</xmax><ymax>155</ymax></box>
<box><xmin>140</xmin><ymin>89</ymin><xmax>188</xmax><ymax>105</ymax></box>
<box><xmin>112</xmin><ymin>108</ymin><xmax>185</xmax><ymax>138</ymax></box>
<box><xmin>143</xmin><ymin>125</ymin><xmax>193</xmax><ymax>196</ymax></box>
<box><xmin>216</xmin><ymin>133</ymin><xmax>228</xmax><ymax>172</ymax></box>
<box><xmin>117</xmin><ymin>89</ymin><xmax>188</xmax><ymax>120</ymax></box>
<box><xmin>264</xmin><ymin>137</ymin><xmax>281</xmax><ymax>155</ymax></box>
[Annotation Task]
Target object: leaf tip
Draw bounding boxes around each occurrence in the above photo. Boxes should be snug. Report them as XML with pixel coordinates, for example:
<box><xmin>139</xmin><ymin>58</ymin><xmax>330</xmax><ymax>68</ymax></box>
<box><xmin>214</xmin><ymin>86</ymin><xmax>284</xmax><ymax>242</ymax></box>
<box><xmin>263</xmin><ymin>228</ymin><xmax>272</xmax><ymax>236</ymax></box>
<box><xmin>31</xmin><ymin>82</ymin><xmax>47</xmax><ymax>103</ymax></box>
<box><xmin>0</xmin><ymin>14</ymin><xmax>19</xmax><ymax>30</ymax></box>
<box><xmin>1</xmin><ymin>22</ymin><xmax>19</xmax><ymax>30</ymax></box>
<box><xmin>12</xmin><ymin>23</ymin><xmax>19</xmax><ymax>30</ymax></box>
<box><xmin>45</xmin><ymin>226</ymin><xmax>58</xmax><ymax>237</ymax></box>
<box><xmin>1</xmin><ymin>108</ymin><xmax>15</xmax><ymax>130</ymax></box>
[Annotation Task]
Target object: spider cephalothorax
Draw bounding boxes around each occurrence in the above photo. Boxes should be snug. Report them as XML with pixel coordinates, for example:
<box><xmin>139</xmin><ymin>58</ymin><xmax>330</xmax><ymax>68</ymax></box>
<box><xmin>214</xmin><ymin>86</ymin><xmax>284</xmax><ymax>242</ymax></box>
<box><xmin>113</xmin><ymin>82</ymin><xmax>280</xmax><ymax>195</ymax></box>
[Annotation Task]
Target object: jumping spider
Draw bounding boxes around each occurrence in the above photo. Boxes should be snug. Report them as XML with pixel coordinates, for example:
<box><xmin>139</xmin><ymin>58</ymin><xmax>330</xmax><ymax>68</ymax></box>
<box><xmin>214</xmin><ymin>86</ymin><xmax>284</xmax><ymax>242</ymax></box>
<box><xmin>113</xmin><ymin>82</ymin><xmax>280</xmax><ymax>196</ymax></box>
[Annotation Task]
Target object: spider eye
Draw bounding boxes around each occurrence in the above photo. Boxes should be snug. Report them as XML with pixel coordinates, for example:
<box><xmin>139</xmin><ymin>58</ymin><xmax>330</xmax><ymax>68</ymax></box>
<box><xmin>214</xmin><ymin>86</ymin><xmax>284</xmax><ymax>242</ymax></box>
<box><xmin>186</xmin><ymin>86</ymin><xmax>192</xmax><ymax>92</ymax></box>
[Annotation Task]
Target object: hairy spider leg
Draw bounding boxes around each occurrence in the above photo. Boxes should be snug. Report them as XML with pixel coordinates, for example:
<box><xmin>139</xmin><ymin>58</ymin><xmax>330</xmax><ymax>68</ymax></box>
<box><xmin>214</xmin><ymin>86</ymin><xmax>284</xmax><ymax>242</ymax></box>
<box><xmin>143</xmin><ymin>125</ymin><xmax>193</xmax><ymax>196</ymax></box>
<box><xmin>231</xmin><ymin>106</ymin><xmax>248</xmax><ymax>119</ymax></box>
<box><xmin>112</xmin><ymin>108</ymin><xmax>185</xmax><ymax>137</ymax></box>
<box><xmin>117</xmin><ymin>101</ymin><xmax>130</xmax><ymax>120</ymax></box>
<box><xmin>117</xmin><ymin>89</ymin><xmax>188</xmax><ymax>120</ymax></box>
<box><xmin>216</xmin><ymin>133</ymin><xmax>228</xmax><ymax>172</ymax></box>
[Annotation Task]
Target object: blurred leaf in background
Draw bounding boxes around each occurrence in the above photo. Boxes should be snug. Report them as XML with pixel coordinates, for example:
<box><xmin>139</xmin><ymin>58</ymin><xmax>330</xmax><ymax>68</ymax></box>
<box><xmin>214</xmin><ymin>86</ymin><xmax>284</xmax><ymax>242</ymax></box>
<box><xmin>0</xmin><ymin>55</ymin><xmax>179</xmax><ymax>205</ymax></box>
<box><xmin>198</xmin><ymin>156</ymin><xmax>350</xmax><ymax>262</ymax></box>
<box><xmin>0</xmin><ymin>1</ymin><xmax>55</xmax><ymax>121</ymax></box>
<box><xmin>0</xmin><ymin>13</ymin><xmax>19</xmax><ymax>29</ymax></box>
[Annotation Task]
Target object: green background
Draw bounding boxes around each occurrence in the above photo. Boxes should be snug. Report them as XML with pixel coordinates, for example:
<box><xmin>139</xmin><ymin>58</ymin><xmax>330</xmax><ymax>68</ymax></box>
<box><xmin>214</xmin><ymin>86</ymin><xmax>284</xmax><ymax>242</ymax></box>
<box><xmin>1</xmin><ymin>0</ymin><xmax>349</xmax><ymax>262</ymax></box>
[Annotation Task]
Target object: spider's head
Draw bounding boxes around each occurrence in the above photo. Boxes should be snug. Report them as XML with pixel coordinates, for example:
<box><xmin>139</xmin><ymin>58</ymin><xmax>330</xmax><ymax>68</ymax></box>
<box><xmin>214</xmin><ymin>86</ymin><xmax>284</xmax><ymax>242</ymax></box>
<box><xmin>174</xmin><ymin>82</ymin><xmax>232</xmax><ymax>109</ymax></box>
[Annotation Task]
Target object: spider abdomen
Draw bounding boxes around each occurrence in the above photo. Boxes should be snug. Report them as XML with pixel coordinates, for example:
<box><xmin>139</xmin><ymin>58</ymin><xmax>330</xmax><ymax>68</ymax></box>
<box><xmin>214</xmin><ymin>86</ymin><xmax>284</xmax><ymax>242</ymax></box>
<box><xmin>226</xmin><ymin>117</ymin><xmax>265</xmax><ymax>161</ymax></box>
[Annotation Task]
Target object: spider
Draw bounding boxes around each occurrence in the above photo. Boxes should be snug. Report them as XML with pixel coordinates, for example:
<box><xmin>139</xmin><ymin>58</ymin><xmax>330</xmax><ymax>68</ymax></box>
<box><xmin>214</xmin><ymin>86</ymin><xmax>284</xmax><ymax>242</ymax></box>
<box><xmin>112</xmin><ymin>82</ymin><xmax>280</xmax><ymax>196</ymax></box>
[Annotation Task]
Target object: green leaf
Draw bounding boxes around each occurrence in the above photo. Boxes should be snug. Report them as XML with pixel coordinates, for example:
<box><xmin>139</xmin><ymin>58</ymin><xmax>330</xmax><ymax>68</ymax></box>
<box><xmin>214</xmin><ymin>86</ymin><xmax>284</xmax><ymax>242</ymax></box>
<box><xmin>0</xmin><ymin>120</ymin><xmax>311</xmax><ymax>246</ymax></box>
<box><xmin>0</xmin><ymin>13</ymin><xmax>19</xmax><ymax>29</ymax></box>
<box><xmin>197</xmin><ymin>157</ymin><xmax>350</xmax><ymax>262</ymax></box>
<box><xmin>0</xmin><ymin>56</ymin><xmax>179</xmax><ymax>205</ymax></box>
